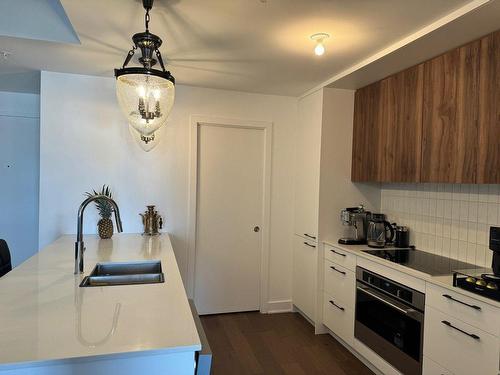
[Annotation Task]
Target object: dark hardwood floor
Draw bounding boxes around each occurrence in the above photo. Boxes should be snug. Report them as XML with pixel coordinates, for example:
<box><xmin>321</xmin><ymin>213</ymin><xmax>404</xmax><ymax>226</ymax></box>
<box><xmin>200</xmin><ymin>311</ymin><xmax>375</xmax><ymax>375</ymax></box>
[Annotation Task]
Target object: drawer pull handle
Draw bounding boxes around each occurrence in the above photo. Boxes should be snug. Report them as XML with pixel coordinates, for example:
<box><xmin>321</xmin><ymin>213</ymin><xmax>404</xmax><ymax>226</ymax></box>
<box><xmin>329</xmin><ymin>300</ymin><xmax>345</xmax><ymax>311</ymax></box>
<box><xmin>303</xmin><ymin>242</ymin><xmax>316</xmax><ymax>248</ymax></box>
<box><xmin>442</xmin><ymin>294</ymin><xmax>481</xmax><ymax>311</ymax></box>
<box><xmin>330</xmin><ymin>249</ymin><xmax>346</xmax><ymax>257</ymax></box>
<box><xmin>441</xmin><ymin>320</ymin><xmax>480</xmax><ymax>340</ymax></box>
<box><xmin>330</xmin><ymin>266</ymin><xmax>346</xmax><ymax>275</ymax></box>
<box><xmin>304</xmin><ymin>233</ymin><xmax>316</xmax><ymax>240</ymax></box>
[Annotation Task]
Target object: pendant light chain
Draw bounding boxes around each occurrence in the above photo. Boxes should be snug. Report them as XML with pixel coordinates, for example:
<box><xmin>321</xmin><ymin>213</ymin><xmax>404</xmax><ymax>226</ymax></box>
<box><xmin>145</xmin><ymin>9</ymin><xmax>151</xmax><ymax>32</ymax></box>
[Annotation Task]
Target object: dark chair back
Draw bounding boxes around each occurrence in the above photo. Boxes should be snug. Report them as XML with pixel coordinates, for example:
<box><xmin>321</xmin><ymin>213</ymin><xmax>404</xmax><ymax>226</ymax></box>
<box><xmin>0</xmin><ymin>239</ymin><xmax>12</xmax><ymax>277</ymax></box>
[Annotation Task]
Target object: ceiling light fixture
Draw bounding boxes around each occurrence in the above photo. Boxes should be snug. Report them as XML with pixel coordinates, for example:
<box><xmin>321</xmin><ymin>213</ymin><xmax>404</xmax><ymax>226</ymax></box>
<box><xmin>115</xmin><ymin>0</ymin><xmax>175</xmax><ymax>138</ymax></box>
<box><xmin>0</xmin><ymin>50</ymin><xmax>12</xmax><ymax>60</ymax></box>
<box><xmin>310</xmin><ymin>33</ymin><xmax>329</xmax><ymax>56</ymax></box>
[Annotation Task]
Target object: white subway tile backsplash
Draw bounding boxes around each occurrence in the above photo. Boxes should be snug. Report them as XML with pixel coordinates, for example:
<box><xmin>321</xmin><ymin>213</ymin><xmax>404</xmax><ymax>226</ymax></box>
<box><xmin>469</xmin><ymin>184</ymin><xmax>479</xmax><ymax>202</ymax></box>
<box><xmin>468</xmin><ymin>201</ymin><xmax>478</xmax><ymax>222</ymax></box>
<box><xmin>487</xmin><ymin>204</ymin><xmax>498</xmax><ymax>225</ymax></box>
<box><xmin>478</xmin><ymin>185</ymin><xmax>489</xmax><ymax>202</ymax></box>
<box><xmin>381</xmin><ymin>183</ymin><xmax>499</xmax><ymax>268</ymax></box>
<box><xmin>477</xmin><ymin>202</ymin><xmax>489</xmax><ymax>224</ymax></box>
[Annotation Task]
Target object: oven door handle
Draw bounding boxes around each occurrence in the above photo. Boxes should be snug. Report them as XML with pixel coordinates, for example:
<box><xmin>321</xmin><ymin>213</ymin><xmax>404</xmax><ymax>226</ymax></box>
<box><xmin>356</xmin><ymin>285</ymin><xmax>419</xmax><ymax>317</ymax></box>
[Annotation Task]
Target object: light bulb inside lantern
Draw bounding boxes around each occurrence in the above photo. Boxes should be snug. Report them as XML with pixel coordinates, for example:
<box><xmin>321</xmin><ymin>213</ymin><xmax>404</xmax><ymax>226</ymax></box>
<box><xmin>137</xmin><ymin>86</ymin><xmax>146</xmax><ymax>98</ymax></box>
<box><xmin>153</xmin><ymin>89</ymin><xmax>161</xmax><ymax>100</ymax></box>
<box><xmin>314</xmin><ymin>42</ymin><xmax>325</xmax><ymax>56</ymax></box>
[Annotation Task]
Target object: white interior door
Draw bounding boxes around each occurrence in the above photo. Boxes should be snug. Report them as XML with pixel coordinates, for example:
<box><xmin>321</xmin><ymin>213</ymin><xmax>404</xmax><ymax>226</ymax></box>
<box><xmin>194</xmin><ymin>123</ymin><xmax>265</xmax><ymax>314</ymax></box>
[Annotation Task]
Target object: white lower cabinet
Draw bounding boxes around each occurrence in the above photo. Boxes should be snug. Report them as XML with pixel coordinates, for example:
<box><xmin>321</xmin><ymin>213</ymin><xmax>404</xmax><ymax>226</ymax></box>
<box><xmin>423</xmin><ymin>305</ymin><xmax>498</xmax><ymax>375</ymax></box>
<box><xmin>324</xmin><ymin>244</ymin><xmax>356</xmax><ymax>271</ymax></box>
<box><xmin>322</xmin><ymin>255</ymin><xmax>355</xmax><ymax>346</ymax></box>
<box><xmin>423</xmin><ymin>357</ymin><xmax>454</xmax><ymax>375</ymax></box>
<box><xmin>292</xmin><ymin>234</ymin><xmax>317</xmax><ymax>322</ymax></box>
<box><xmin>323</xmin><ymin>291</ymin><xmax>354</xmax><ymax>346</ymax></box>
<box><xmin>323</xmin><ymin>260</ymin><xmax>355</xmax><ymax>308</ymax></box>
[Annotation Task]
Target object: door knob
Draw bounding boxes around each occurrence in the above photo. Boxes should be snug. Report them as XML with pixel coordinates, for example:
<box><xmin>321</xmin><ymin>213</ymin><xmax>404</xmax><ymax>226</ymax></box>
<box><xmin>253</xmin><ymin>226</ymin><xmax>260</xmax><ymax>232</ymax></box>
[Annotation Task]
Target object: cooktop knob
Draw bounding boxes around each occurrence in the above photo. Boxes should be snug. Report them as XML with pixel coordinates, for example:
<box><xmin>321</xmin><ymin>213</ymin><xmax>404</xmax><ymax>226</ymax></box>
<box><xmin>475</xmin><ymin>279</ymin><xmax>487</xmax><ymax>287</ymax></box>
<box><xmin>486</xmin><ymin>282</ymin><xmax>498</xmax><ymax>290</ymax></box>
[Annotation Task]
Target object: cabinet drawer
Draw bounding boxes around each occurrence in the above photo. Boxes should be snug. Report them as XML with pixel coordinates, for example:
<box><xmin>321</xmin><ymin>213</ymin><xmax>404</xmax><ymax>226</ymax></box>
<box><xmin>323</xmin><ymin>292</ymin><xmax>354</xmax><ymax>346</ymax></box>
<box><xmin>423</xmin><ymin>357</ymin><xmax>453</xmax><ymax>375</ymax></box>
<box><xmin>323</xmin><ymin>260</ymin><xmax>355</xmax><ymax>309</ymax></box>
<box><xmin>324</xmin><ymin>244</ymin><xmax>356</xmax><ymax>271</ymax></box>
<box><xmin>424</xmin><ymin>306</ymin><xmax>498</xmax><ymax>375</ymax></box>
<box><xmin>426</xmin><ymin>282</ymin><xmax>500</xmax><ymax>336</ymax></box>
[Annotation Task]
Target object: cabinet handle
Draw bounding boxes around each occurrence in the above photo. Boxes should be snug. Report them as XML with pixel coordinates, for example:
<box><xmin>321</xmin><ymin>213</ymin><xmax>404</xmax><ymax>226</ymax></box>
<box><xmin>329</xmin><ymin>300</ymin><xmax>345</xmax><ymax>311</ymax></box>
<box><xmin>442</xmin><ymin>294</ymin><xmax>481</xmax><ymax>311</ymax></box>
<box><xmin>441</xmin><ymin>320</ymin><xmax>480</xmax><ymax>340</ymax></box>
<box><xmin>303</xmin><ymin>242</ymin><xmax>316</xmax><ymax>248</ymax></box>
<box><xmin>330</xmin><ymin>266</ymin><xmax>346</xmax><ymax>275</ymax></box>
<box><xmin>304</xmin><ymin>233</ymin><xmax>316</xmax><ymax>240</ymax></box>
<box><xmin>330</xmin><ymin>249</ymin><xmax>346</xmax><ymax>257</ymax></box>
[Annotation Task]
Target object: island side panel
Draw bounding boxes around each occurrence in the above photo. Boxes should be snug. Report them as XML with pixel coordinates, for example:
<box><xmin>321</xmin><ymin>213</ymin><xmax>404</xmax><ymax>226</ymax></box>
<box><xmin>0</xmin><ymin>351</ymin><xmax>196</xmax><ymax>375</ymax></box>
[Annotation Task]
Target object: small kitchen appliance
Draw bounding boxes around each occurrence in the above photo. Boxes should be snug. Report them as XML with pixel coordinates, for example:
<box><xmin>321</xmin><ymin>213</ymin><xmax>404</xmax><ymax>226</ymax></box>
<box><xmin>394</xmin><ymin>226</ymin><xmax>410</xmax><ymax>248</ymax></box>
<box><xmin>490</xmin><ymin>226</ymin><xmax>500</xmax><ymax>276</ymax></box>
<box><xmin>140</xmin><ymin>205</ymin><xmax>163</xmax><ymax>236</ymax></box>
<box><xmin>366</xmin><ymin>213</ymin><xmax>394</xmax><ymax>248</ymax></box>
<box><xmin>452</xmin><ymin>226</ymin><xmax>500</xmax><ymax>302</ymax></box>
<box><xmin>338</xmin><ymin>205</ymin><xmax>370</xmax><ymax>245</ymax></box>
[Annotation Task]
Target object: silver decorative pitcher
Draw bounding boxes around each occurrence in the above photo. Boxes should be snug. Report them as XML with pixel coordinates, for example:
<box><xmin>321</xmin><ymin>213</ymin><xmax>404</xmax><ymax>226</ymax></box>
<box><xmin>139</xmin><ymin>205</ymin><xmax>163</xmax><ymax>236</ymax></box>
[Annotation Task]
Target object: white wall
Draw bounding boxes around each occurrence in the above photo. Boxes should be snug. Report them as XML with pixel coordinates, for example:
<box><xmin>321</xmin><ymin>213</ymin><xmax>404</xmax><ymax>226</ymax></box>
<box><xmin>39</xmin><ymin>71</ymin><xmax>297</xmax><ymax>304</ymax></box>
<box><xmin>0</xmin><ymin>91</ymin><xmax>40</xmax><ymax>266</ymax></box>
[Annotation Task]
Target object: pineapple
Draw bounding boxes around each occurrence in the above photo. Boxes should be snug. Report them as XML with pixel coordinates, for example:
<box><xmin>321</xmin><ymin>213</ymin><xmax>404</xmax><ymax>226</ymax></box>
<box><xmin>86</xmin><ymin>185</ymin><xmax>114</xmax><ymax>239</ymax></box>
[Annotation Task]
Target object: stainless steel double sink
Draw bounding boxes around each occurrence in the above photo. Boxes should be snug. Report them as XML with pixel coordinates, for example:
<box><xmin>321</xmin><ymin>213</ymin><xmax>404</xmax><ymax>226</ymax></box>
<box><xmin>80</xmin><ymin>260</ymin><xmax>164</xmax><ymax>287</ymax></box>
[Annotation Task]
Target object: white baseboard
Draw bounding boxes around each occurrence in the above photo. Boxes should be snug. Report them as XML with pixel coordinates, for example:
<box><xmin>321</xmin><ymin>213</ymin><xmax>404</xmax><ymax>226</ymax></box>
<box><xmin>266</xmin><ymin>299</ymin><xmax>293</xmax><ymax>314</ymax></box>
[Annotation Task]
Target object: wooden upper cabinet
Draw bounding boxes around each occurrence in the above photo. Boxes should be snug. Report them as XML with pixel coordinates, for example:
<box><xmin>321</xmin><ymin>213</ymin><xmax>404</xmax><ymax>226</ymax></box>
<box><xmin>351</xmin><ymin>81</ymin><xmax>382</xmax><ymax>182</ymax></box>
<box><xmin>478</xmin><ymin>31</ymin><xmax>500</xmax><ymax>183</ymax></box>
<box><xmin>421</xmin><ymin>41</ymin><xmax>480</xmax><ymax>183</ymax></box>
<box><xmin>351</xmin><ymin>28</ymin><xmax>500</xmax><ymax>183</ymax></box>
<box><xmin>378</xmin><ymin>64</ymin><xmax>424</xmax><ymax>182</ymax></box>
<box><xmin>351</xmin><ymin>65</ymin><xmax>423</xmax><ymax>182</ymax></box>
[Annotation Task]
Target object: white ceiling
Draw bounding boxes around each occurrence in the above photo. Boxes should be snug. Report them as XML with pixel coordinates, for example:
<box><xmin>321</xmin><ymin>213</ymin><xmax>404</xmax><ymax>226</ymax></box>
<box><xmin>0</xmin><ymin>0</ymin><xmax>495</xmax><ymax>96</ymax></box>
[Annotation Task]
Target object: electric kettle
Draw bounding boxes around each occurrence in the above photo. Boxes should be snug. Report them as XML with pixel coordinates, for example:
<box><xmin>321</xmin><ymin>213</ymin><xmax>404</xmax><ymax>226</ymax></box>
<box><xmin>367</xmin><ymin>213</ymin><xmax>395</xmax><ymax>248</ymax></box>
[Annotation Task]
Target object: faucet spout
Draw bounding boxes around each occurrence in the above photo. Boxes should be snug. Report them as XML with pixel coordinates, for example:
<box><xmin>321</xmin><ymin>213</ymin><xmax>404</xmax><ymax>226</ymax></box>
<box><xmin>75</xmin><ymin>195</ymin><xmax>123</xmax><ymax>274</ymax></box>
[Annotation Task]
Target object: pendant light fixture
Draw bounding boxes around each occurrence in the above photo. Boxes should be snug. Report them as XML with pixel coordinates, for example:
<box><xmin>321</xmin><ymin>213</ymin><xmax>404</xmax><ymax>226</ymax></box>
<box><xmin>115</xmin><ymin>0</ymin><xmax>175</xmax><ymax>137</ymax></box>
<box><xmin>128</xmin><ymin>125</ymin><xmax>161</xmax><ymax>152</ymax></box>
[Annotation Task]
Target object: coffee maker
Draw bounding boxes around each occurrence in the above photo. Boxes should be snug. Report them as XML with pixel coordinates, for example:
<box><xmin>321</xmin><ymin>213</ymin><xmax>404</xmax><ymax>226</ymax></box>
<box><xmin>338</xmin><ymin>205</ymin><xmax>370</xmax><ymax>245</ymax></box>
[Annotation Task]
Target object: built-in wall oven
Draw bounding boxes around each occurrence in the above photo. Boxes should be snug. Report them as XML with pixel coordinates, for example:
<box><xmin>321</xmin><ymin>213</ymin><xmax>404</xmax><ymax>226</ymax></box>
<box><xmin>355</xmin><ymin>267</ymin><xmax>425</xmax><ymax>375</ymax></box>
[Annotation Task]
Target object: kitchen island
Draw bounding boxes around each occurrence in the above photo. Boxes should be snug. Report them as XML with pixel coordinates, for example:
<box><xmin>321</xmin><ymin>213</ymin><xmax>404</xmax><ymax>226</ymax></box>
<box><xmin>0</xmin><ymin>234</ymin><xmax>201</xmax><ymax>375</ymax></box>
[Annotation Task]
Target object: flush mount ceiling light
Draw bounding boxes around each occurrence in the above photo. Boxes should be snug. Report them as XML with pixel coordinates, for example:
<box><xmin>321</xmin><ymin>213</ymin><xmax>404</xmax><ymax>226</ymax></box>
<box><xmin>115</xmin><ymin>0</ymin><xmax>175</xmax><ymax>137</ymax></box>
<box><xmin>0</xmin><ymin>50</ymin><xmax>12</xmax><ymax>60</ymax></box>
<box><xmin>310</xmin><ymin>33</ymin><xmax>330</xmax><ymax>56</ymax></box>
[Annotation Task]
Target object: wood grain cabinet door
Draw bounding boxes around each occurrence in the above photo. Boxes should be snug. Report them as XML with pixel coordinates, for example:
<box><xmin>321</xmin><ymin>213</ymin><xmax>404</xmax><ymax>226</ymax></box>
<box><xmin>351</xmin><ymin>81</ymin><xmax>382</xmax><ymax>182</ymax></box>
<box><xmin>478</xmin><ymin>31</ymin><xmax>500</xmax><ymax>183</ymax></box>
<box><xmin>378</xmin><ymin>64</ymin><xmax>424</xmax><ymax>182</ymax></box>
<box><xmin>421</xmin><ymin>41</ymin><xmax>480</xmax><ymax>183</ymax></box>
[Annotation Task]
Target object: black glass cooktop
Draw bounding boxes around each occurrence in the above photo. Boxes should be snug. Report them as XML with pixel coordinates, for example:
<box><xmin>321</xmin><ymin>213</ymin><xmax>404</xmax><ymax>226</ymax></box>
<box><xmin>361</xmin><ymin>248</ymin><xmax>476</xmax><ymax>276</ymax></box>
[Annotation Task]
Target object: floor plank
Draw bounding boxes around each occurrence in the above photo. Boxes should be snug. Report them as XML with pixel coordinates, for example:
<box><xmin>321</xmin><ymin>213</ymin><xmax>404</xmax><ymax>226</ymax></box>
<box><xmin>200</xmin><ymin>312</ymin><xmax>375</xmax><ymax>375</ymax></box>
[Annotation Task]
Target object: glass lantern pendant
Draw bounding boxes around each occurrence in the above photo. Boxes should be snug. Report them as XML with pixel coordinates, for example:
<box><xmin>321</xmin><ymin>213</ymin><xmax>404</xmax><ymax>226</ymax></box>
<box><xmin>114</xmin><ymin>0</ymin><xmax>175</xmax><ymax>137</ymax></box>
<box><xmin>128</xmin><ymin>125</ymin><xmax>161</xmax><ymax>152</ymax></box>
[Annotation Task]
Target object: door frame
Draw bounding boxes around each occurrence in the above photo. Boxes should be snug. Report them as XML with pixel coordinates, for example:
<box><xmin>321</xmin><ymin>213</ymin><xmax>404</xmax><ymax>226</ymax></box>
<box><xmin>187</xmin><ymin>115</ymin><xmax>273</xmax><ymax>313</ymax></box>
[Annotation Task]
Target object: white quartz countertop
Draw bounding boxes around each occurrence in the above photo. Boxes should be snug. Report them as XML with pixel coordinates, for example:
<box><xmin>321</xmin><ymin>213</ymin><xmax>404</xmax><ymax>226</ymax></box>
<box><xmin>0</xmin><ymin>234</ymin><xmax>201</xmax><ymax>367</ymax></box>
<box><xmin>324</xmin><ymin>239</ymin><xmax>500</xmax><ymax>309</ymax></box>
